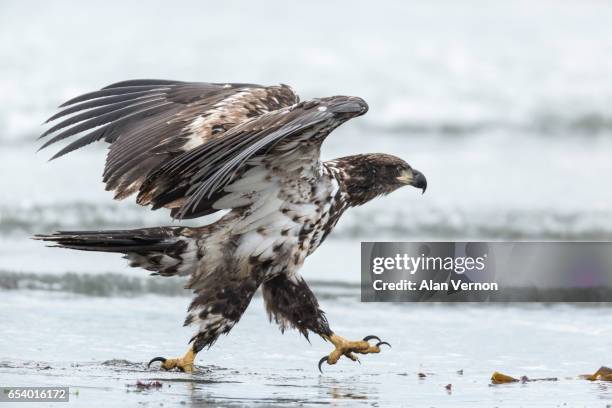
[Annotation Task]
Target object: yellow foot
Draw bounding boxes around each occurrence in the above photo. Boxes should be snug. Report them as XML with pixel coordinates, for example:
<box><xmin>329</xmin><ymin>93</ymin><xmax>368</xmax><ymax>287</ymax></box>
<box><xmin>318</xmin><ymin>334</ymin><xmax>391</xmax><ymax>372</ymax></box>
<box><xmin>147</xmin><ymin>346</ymin><xmax>196</xmax><ymax>373</ymax></box>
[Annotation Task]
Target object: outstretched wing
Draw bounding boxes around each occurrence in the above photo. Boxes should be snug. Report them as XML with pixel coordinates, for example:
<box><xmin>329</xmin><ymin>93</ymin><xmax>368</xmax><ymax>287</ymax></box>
<box><xmin>39</xmin><ymin>79</ymin><xmax>299</xmax><ymax>199</ymax></box>
<box><xmin>137</xmin><ymin>95</ymin><xmax>368</xmax><ymax>219</ymax></box>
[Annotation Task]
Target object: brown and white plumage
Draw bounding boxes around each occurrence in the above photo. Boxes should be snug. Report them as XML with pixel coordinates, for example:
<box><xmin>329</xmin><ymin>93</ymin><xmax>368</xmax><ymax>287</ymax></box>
<box><xmin>35</xmin><ymin>79</ymin><xmax>427</xmax><ymax>369</ymax></box>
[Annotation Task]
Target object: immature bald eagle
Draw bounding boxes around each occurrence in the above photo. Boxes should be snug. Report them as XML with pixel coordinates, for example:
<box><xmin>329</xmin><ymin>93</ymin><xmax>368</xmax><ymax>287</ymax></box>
<box><xmin>35</xmin><ymin>80</ymin><xmax>427</xmax><ymax>373</ymax></box>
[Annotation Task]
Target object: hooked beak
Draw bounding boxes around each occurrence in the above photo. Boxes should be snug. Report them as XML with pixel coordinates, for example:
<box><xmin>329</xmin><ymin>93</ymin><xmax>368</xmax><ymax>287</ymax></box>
<box><xmin>398</xmin><ymin>168</ymin><xmax>427</xmax><ymax>194</ymax></box>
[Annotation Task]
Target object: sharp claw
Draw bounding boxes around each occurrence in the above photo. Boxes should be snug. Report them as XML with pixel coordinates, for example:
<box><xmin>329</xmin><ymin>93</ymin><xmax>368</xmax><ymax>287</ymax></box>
<box><xmin>376</xmin><ymin>341</ymin><xmax>391</xmax><ymax>348</ymax></box>
<box><xmin>363</xmin><ymin>335</ymin><xmax>382</xmax><ymax>343</ymax></box>
<box><xmin>318</xmin><ymin>356</ymin><xmax>329</xmax><ymax>374</ymax></box>
<box><xmin>147</xmin><ymin>357</ymin><xmax>167</xmax><ymax>369</ymax></box>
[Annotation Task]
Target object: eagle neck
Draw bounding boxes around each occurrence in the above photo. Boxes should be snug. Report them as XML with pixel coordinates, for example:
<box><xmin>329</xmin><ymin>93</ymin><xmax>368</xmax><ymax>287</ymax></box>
<box><xmin>323</xmin><ymin>159</ymin><xmax>385</xmax><ymax>208</ymax></box>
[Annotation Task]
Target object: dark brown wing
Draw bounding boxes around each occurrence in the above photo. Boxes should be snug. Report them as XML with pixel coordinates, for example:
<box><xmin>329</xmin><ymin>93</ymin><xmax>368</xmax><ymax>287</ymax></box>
<box><xmin>137</xmin><ymin>95</ymin><xmax>368</xmax><ymax>219</ymax></box>
<box><xmin>39</xmin><ymin>79</ymin><xmax>299</xmax><ymax>199</ymax></box>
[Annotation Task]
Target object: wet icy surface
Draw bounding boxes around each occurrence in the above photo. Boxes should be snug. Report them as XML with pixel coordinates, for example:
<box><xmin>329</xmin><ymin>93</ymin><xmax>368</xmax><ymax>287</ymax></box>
<box><xmin>1</xmin><ymin>289</ymin><xmax>611</xmax><ymax>407</ymax></box>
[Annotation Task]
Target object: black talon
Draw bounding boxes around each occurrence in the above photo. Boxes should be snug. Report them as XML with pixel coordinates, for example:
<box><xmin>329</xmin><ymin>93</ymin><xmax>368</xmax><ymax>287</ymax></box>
<box><xmin>363</xmin><ymin>335</ymin><xmax>382</xmax><ymax>343</ymax></box>
<box><xmin>376</xmin><ymin>341</ymin><xmax>391</xmax><ymax>348</ymax></box>
<box><xmin>318</xmin><ymin>356</ymin><xmax>328</xmax><ymax>373</ymax></box>
<box><xmin>147</xmin><ymin>357</ymin><xmax>167</xmax><ymax>369</ymax></box>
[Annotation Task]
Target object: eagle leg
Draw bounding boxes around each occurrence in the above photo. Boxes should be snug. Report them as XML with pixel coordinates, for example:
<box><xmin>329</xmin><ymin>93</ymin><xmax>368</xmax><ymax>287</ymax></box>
<box><xmin>148</xmin><ymin>345</ymin><xmax>197</xmax><ymax>373</ymax></box>
<box><xmin>318</xmin><ymin>334</ymin><xmax>391</xmax><ymax>373</ymax></box>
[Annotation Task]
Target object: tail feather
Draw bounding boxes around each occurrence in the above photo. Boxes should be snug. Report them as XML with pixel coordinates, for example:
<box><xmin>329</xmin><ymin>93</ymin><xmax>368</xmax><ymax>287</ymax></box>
<box><xmin>34</xmin><ymin>227</ymin><xmax>200</xmax><ymax>277</ymax></box>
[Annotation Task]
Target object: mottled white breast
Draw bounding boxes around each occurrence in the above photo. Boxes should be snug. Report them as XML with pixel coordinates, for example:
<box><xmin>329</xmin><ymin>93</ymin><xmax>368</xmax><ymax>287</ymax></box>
<box><xmin>205</xmin><ymin>148</ymin><xmax>344</xmax><ymax>280</ymax></box>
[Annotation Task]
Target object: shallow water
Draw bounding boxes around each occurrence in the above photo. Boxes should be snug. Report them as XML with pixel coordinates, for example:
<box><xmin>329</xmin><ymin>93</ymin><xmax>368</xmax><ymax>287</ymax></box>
<box><xmin>1</xmin><ymin>290</ymin><xmax>612</xmax><ymax>407</ymax></box>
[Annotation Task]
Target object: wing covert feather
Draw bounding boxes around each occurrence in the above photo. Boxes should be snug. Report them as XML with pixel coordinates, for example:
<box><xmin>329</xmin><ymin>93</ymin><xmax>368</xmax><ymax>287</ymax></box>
<box><xmin>39</xmin><ymin>80</ymin><xmax>299</xmax><ymax>199</ymax></box>
<box><xmin>137</xmin><ymin>95</ymin><xmax>368</xmax><ymax>219</ymax></box>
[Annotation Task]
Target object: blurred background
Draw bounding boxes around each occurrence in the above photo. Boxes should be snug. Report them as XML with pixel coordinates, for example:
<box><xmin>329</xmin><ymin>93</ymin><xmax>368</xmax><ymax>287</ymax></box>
<box><xmin>1</xmin><ymin>2</ymin><xmax>612</xmax><ymax>406</ymax></box>
<box><xmin>2</xmin><ymin>0</ymin><xmax>611</xmax><ymax>282</ymax></box>
<box><xmin>0</xmin><ymin>0</ymin><xmax>612</xmax><ymax>280</ymax></box>
<box><xmin>0</xmin><ymin>0</ymin><xmax>612</xmax><ymax>283</ymax></box>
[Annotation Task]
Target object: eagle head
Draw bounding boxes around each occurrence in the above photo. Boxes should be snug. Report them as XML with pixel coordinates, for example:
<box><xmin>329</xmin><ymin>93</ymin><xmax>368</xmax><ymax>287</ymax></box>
<box><xmin>333</xmin><ymin>153</ymin><xmax>427</xmax><ymax>207</ymax></box>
